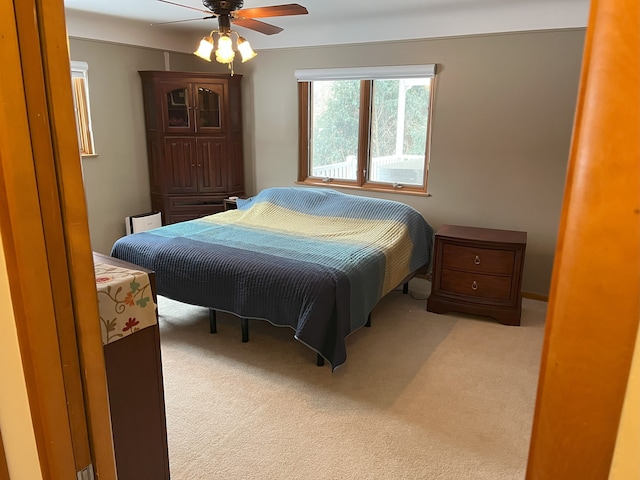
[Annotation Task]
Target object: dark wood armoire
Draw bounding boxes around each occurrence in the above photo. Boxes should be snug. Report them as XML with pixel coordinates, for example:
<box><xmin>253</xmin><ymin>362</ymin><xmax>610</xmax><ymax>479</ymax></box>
<box><xmin>139</xmin><ymin>71</ymin><xmax>244</xmax><ymax>225</ymax></box>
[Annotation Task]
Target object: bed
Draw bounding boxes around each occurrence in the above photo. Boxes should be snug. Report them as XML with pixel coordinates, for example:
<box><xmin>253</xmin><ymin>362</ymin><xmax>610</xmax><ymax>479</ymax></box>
<box><xmin>111</xmin><ymin>187</ymin><xmax>434</xmax><ymax>370</ymax></box>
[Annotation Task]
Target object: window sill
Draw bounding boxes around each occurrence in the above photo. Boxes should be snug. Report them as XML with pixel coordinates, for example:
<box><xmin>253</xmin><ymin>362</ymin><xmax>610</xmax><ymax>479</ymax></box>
<box><xmin>295</xmin><ymin>179</ymin><xmax>432</xmax><ymax>197</ymax></box>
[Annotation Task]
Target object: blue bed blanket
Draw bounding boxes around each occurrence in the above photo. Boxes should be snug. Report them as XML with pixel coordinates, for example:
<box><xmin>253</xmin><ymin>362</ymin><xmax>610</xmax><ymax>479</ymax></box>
<box><xmin>111</xmin><ymin>187</ymin><xmax>434</xmax><ymax>369</ymax></box>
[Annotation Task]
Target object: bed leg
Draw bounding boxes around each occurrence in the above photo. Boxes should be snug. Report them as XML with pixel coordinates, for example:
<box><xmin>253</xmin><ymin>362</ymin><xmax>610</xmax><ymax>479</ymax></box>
<box><xmin>316</xmin><ymin>354</ymin><xmax>325</xmax><ymax>367</ymax></box>
<box><xmin>403</xmin><ymin>282</ymin><xmax>409</xmax><ymax>294</ymax></box>
<box><xmin>241</xmin><ymin>318</ymin><xmax>249</xmax><ymax>343</ymax></box>
<box><xmin>209</xmin><ymin>309</ymin><xmax>217</xmax><ymax>334</ymax></box>
<box><xmin>365</xmin><ymin>313</ymin><xmax>371</xmax><ymax>327</ymax></box>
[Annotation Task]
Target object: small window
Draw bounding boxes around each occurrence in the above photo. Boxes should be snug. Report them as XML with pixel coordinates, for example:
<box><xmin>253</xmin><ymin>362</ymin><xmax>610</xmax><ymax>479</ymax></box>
<box><xmin>70</xmin><ymin>61</ymin><xmax>96</xmax><ymax>156</ymax></box>
<box><xmin>296</xmin><ymin>65</ymin><xmax>437</xmax><ymax>195</ymax></box>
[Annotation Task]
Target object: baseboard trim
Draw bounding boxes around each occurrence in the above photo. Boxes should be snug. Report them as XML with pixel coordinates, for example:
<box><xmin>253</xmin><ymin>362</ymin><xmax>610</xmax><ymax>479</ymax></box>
<box><xmin>523</xmin><ymin>291</ymin><xmax>549</xmax><ymax>302</ymax></box>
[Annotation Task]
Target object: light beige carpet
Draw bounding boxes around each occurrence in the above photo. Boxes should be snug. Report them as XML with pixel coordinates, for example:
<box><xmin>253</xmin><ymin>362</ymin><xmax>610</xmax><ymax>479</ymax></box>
<box><xmin>157</xmin><ymin>278</ymin><xmax>546</xmax><ymax>479</ymax></box>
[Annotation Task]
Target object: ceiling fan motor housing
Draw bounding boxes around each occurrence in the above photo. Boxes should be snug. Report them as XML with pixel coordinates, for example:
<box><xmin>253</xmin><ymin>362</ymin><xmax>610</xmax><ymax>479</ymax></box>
<box><xmin>203</xmin><ymin>0</ymin><xmax>244</xmax><ymax>14</ymax></box>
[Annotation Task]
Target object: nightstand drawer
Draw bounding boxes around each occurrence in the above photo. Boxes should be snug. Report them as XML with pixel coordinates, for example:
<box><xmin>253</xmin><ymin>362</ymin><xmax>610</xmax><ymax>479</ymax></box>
<box><xmin>441</xmin><ymin>269</ymin><xmax>513</xmax><ymax>300</ymax></box>
<box><xmin>442</xmin><ymin>243</ymin><xmax>515</xmax><ymax>275</ymax></box>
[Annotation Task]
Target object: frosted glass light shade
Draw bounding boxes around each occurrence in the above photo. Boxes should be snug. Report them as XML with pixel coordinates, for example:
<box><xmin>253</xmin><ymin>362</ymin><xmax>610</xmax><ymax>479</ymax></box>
<box><xmin>193</xmin><ymin>36</ymin><xmax>214</xmax><ymax>61</ymax></box>
<box><xmin>215</xmin><ymin>34</ymin><xmax>235</xmax><ymax>64</ymax></box>
<box><xmin>237</xmin><ymin>37</ymin><xmax>257</xmax><ymax>62</ymax></box>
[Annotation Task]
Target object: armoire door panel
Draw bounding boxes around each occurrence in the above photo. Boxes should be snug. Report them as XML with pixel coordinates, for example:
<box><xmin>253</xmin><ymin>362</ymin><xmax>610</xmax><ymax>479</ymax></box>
<box><xmin>197</xmin><ymin>138</ymin><xmax>227</xmax><ymax>193</ymax></box>
<box><xmin>194</xmin><ymin>82</ymin><xmax>226</xmax><ymax>134</ymax></box>
<box><xmin>159</xmin><ymin>83</ymin><xmax>193</xmax><ymax>133</ymax></box>
<box><xmin>164</xmin><ymin>137</ymin><xmax>197</xmax><ymax>193</ymax></box>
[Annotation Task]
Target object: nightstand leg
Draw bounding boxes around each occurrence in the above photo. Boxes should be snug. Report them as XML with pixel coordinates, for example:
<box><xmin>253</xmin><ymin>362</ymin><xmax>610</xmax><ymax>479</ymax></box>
<box><xmin>316</xmin><ymin>354</ymin><xmax>325</xmax><ymax>366</ymax></box>
<box><xmin>403</xmin><ymin>282</ymin><xmax>409</xmax><ymax>294</ymax></box>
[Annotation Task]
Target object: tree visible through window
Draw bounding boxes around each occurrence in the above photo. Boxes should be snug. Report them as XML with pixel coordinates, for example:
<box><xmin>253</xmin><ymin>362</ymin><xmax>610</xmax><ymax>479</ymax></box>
<box><xmin>311</xmin><ymin>80</ymin><xmax>360</xmax><ymax>176</ymax></box>
<box><xmin>70</xmin><ymin>61</ymin><xmax>96</xmax><ymax>156</ymax></box>
<box><xmin>297</xmin><ymin>65</ymin><xmax>436</xmax><ymax>195</ymax></box>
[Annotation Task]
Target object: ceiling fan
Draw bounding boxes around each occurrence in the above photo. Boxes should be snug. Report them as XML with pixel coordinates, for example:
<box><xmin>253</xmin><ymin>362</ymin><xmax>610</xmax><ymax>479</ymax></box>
<box><xmin>156</xmin><ymin>1</ymin><xmax>308</xmax><ymax>69</ymax></box>
<box><xmin>156</xmin><ymin>0</ymin><xmax>309</xmax><ymax>36</ymax></box>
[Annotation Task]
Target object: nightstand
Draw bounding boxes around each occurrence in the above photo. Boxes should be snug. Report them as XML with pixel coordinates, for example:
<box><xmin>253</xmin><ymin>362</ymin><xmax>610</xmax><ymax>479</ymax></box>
<box><xmin>426</xmin><ymin>225</ymin><xmax>527</xmax><ymax>326</ymax></box>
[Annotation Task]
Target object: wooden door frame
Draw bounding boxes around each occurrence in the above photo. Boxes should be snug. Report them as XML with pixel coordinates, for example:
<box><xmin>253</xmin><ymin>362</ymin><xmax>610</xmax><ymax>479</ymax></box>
<box><xmin>1</xmin><ymin>0</ymin><xmax>637</xmax><ymax>478</ymax></box>
<box><xmin>0</xmin><ymin>0</ymin><xmax>116</xmax><ymax>478</ymax></box>
<box><xmin>526</xmin><ymin>0</ymin><xmax>639</xmax><ymax>477</ymax></box>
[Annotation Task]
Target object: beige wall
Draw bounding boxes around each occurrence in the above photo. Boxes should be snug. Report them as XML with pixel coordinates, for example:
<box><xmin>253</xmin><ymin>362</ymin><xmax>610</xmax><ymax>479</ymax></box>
<box><xmin>248</xmin><ymin>30</ymin><xmax>584</xmax><ymax>295</ymax></box>
<box><xmin>68</xmin><ymin>39</ymin><xmax>243</xmax><ymax>255</ymax></box>
<box><xmin>69</xmin><ymin>40</ymin><xmax>164</xmax><ymax>255</ymax></box>
<box><xmin>70</xmin><ymin>29</ymin><xmax>585</xmax><ymax>295</ymax></box>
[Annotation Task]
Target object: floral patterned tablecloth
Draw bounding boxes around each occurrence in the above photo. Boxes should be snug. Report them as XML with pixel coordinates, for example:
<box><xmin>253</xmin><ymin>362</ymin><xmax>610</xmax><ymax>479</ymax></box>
<box><xmin>95</xmin><ymin>262</ymin><xmax>157</xmax><ymax>345</ymax></box>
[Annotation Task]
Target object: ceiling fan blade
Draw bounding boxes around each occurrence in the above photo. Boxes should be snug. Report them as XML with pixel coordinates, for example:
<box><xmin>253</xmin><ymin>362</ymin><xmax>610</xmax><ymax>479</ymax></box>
<box><xmin>234</xmin><ymin>4</ymin><xmax>308</xmax><ymax>20</ymax></box>
<box><xmin>151</xmin><ymin>16</ymin><xmax>214</xmax><ymax>26</ymax></box>
<box><xmin>232</xmin><ymin>18</ymin><xmax>283</xmax><ymax>35</ymax></box>
<box><xmin>157</xmin><ymin>0</ymin><xmax>212</xmax><ymax>15</ymax></box>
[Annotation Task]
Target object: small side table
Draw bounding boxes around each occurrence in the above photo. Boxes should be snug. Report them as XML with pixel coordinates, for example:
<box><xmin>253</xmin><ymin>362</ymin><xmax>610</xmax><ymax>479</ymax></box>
<box><xmin>426</xmin><ymin>225</ymin><xmax>527</xmax><ymax>326</ymax></box>
<box><xmin>223</xmin><ymin>198</ymin><xmax>238</xmax><ymax>211</ymax></box>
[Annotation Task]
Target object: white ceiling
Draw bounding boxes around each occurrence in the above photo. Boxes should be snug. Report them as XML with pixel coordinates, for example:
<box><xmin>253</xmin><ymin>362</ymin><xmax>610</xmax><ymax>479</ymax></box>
<box><xmin>64</xmin><ymin>0</ymin><xmax>590</xmax><ymax>54</ymax></box>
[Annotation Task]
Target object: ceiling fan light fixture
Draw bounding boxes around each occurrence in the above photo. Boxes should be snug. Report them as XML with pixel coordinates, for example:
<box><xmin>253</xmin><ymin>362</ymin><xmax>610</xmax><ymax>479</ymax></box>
<box><xmin>237</xmin><ymin>37</ymin><xmax>257</xmax><ymax>62</ymax></box>
<box><xmin>165</xmin><ymin>1</ymin><xmax>308</xmax><ymax>66</ymax></box>
<box><xmin>215</xmin><ymin>34</ymin><xmax>236</xmax><ymax>64</ymax></box>
<box><xmin>194</xmin><ymin>35</ymin><xmax>214</xmax><ymax>61</ymax></box>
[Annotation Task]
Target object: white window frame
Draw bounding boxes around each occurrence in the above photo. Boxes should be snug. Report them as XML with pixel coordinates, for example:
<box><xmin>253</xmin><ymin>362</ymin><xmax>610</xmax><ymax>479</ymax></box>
<box><xmin>295</xmin><ymin>65</ymin><xmax>437</xmax><ymax>195</ymax></box>
<box><xmin>70</xmin><ymin>61</ymin><xmax>96</xmax><ymax>156</ymax></box>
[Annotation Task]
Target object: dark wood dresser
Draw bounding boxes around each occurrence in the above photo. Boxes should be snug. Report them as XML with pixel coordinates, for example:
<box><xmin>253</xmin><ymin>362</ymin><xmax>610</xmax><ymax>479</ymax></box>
<box><xmin>426</xmin><ymin>225</ymin><xmax>527</xmax><ymax>326</ymax></box>
<box><xmin>93</xmin><ymin>253</ymin><xmax>170</xmax><ymax>480</ymax></box>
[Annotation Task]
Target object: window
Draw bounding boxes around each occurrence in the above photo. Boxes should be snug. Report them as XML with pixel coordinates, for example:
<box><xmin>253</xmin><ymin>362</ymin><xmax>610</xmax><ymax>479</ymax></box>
<box><xmin>70</xmin><ymin>61</ymin><xmax>96</xmax><ymax>156</ymax></box>
<box><xmin>296</xmin><ymin>65</ymin><xmax>436</xmax><ymax>195</ymax></box>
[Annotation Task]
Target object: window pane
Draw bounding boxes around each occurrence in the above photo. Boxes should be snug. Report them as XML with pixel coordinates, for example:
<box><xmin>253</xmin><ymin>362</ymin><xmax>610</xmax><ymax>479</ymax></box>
<box><xmin>310</xmin><ymin>80</ymin><xmax>360</xmax><ymax>180</ymax></box>
<box><xmin>70</xmin><ymin>67</ymin><xmax>96</xmax><ymax>156</ymax></box>
<box><xmin>369</xmin><ymin>78</ymin><xmax>431</xmax><ymax>186</ymax></box>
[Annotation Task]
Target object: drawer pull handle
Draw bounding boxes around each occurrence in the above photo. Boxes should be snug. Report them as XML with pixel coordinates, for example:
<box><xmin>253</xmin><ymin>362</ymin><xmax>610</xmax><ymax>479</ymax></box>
<box><xmin>474</xmin><ymin>255</ymin><xmax>481</xmax><ymax>265</ymax></box>
<box><xmin>471</xmin><ymin>281</ymin><xmax>478</xmax><ymax>291</ymax></box>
